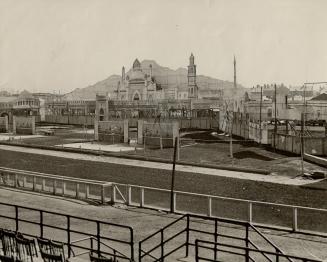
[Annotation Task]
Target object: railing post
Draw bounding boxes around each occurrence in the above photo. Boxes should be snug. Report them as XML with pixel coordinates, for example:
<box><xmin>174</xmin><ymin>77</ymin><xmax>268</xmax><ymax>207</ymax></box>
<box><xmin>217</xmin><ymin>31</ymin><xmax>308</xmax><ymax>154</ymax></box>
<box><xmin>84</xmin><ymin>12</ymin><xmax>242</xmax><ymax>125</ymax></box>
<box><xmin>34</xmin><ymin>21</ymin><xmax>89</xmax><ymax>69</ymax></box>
<box><xmin>85</xmin><ymin>184</ymin><xmax>90</xmax><ymax>199</ymax></box>
<box><xmin>67</xmin><ymin>216</ymin><xmax>71</xmax><ymax>258</ymax></box>
<box><xmin>42</xmin><ymin>178</ymin><xmax>45</xmax><ymax>191</ymax></box>
<box><xmin>248</xmin><ymin>202</ymin><xmax>253</xmax><ymax>223</ymax></box>
<box><xmin>130</xmin><ymin>228</ymin><xmax>134</xmax><ymax>262</ymax></box>
<box><xmin>171</xmin><ymin>192</ymin><xmax>176</xmax><ymax>213</ymax></box>
<box><xmin>32</xmin><ymin>176</ymin><xmax>36</xmax><ymax>191</ymax></box>
<box><xmin>76</xmin><ymin>183</ymin><xmax>80</xmax><ymax>199</ymax></box>
<box><xmin>207</xmin><ymin>197</ymin><xmax>212</xmax><ymax>217</ymax></box>
<box><xmin>14</xmin><ymin>173</ymin><xmax>17</xmax><ymax>188</ymax></box>
<box><xmin>276</xmin><ymin>249</ymin><xmax>280</xmax><ymax>262</ymax></box>
<box><xmin>101</xmin><ymin>185</ymin><xmax>106</xmax><ymax>204</ymax></box>
<box><xmin>23</xmin><ymin>176</ymin><xmax>26</xmax><ymax>188</ymax></box>
<box><xmin>111</xmin><ymin>185</ymin><xmax>116</xmax><ymax>204</ymax></box>
<box><xmin>96</xmin><ymin>222</ymin><xmax>101</xmax><ymax>256</ymax></box>
<box><xmin>195</xmin><ymin>240</ymin><xmax>199</xmax><ymax>262</ymax></box>
<box><xmin>140</xmin><ymin>188</ymin><xmax>144</xmax><ymax>208</ymax></box>
<box><xmin>160</xmin><ymin>229</ymin><xmax>164</xmax><ymax>262</ymax></box>
<box><xmin>292</xmin><ymin>207</ymin><xmax>298</xmax><ymax>232</ymax></box>
<box><xmin>127</xmin><ymin>185</ymin><xmax>132</xmax><ymax>205</ymax></box>
<box><xmin>62</xmin><ymin>181</ymin><xmax>66</xmax><ymax>196</ymax></box>
<box><xmin>138</xmin><ymin>241</ymin><xmax>142</xmax><ymax>262</ymax></box>
<box><xmin>214</xmin><ymin>219</ymin><xmax>218</xmax><ymax>261</ymax></box>
<box><xmin>245</xmin><ymin>224</ymin><xmax>249</xmax><ymax>262</ymax></box>
<box><xmin>15</xmin><ymin>205</ymin><xmax>19</xmax><ymax>232</ymax></box>
<box><xmin>185</xmin><ymin>215</ymin><xmax>190</xmax><ymax>257</ymax></box>
<box><xmin>40</xmin><ymin>211</ymin><xmax>43</xmax><ymax>238</ymax></box>
<box><xmin>53</xmin><ymin>179</ymin><xmax>57</xmax><ymax>195</ymax></box>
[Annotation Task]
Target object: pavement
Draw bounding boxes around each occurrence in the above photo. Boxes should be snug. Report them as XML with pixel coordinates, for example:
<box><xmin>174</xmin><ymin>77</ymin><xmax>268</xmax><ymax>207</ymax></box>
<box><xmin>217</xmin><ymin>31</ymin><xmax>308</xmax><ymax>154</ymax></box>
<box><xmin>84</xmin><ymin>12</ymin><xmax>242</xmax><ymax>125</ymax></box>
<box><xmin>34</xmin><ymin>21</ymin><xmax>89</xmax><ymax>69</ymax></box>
<box><xmin>0</xmin><ymin>144</ymin><xmax>322</xmax><ymax>186</ymax></box>
<box><xmin>0</xmin><ymin>134</ymin><xmax>45</xmax><ymax>141</ymax></box>
<box><xmin>0</xmin><ymin>188</ymin><xmax>326</xmax><ymax>261</ymax></box>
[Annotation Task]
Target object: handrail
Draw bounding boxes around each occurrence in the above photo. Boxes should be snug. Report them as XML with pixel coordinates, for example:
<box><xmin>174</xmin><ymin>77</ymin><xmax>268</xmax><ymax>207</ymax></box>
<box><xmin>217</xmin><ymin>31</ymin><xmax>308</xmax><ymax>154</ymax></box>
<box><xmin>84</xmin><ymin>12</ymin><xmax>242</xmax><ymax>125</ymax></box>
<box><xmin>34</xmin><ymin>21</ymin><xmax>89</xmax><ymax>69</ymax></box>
<box><xmin>0</xmin><ymin>201</ymin><xmax>134</xmax><ymax>261</ymax></box>
<box><xmin>195</xmin><ymin>239</ymin><xmax>322</xmax><ymax>262</ymax></box>
<box><xmin>0</xmin><ymin>167</ymin><xmax>110</xmax><ymax>185</ymax></box>
<box><xmin>139</xmin><ymin>214</ymin><xmax>187</xmax><ymax>244</ymax></box>
<box><xmin>249</xmin><ymin>223</ymin><xmax>289</xmax><ymax>257</ymax></box>
<box><xmin>114</xmin><ymin>182</ymin><xmax>327</xmax><ymax>212</ymax></box>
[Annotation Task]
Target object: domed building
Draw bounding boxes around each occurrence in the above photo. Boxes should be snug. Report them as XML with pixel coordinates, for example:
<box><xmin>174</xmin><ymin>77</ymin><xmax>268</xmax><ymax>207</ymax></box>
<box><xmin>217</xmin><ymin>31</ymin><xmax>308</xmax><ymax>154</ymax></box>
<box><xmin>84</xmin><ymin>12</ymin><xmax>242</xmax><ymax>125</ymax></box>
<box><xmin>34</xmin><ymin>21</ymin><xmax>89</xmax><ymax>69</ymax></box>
<box><xmin>116</xmin><ymin>59</ymin><xmax>164</xmax><ymax>101</ymax></box>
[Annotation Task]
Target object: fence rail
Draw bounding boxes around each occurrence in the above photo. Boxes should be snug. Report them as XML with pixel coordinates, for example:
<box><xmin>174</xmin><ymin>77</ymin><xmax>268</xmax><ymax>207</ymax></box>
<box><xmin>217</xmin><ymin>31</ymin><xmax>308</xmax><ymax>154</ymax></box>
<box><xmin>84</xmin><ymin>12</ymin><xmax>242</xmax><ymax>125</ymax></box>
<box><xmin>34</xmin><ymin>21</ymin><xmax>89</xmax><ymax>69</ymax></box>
<box><xmin>110</xmin><ymin>183</ymin><xmax>327</xmax><ymax>236</ymax></box>
<box><xmin>1</xmin><ymin>167</ymin><xmax>327</xmax><ymax>237</ymax></box>
<box><xmin>139</xmin><ymin>214</ymin><xmax>320</xmax><ymax>262</ymax></box>
<box><xmin>0</xmin><ymin>167</ymin><xmax>111</xmax><ymax>204</ymax></box>
<box><xmin>0</xmin><ymin>201</ymin><xmax>134</xmax><ymax>261</ymax></box>
<box><xmin>195</xmin><ymin>239</ymin><xmax>322</xmax><ymax>262</ymax></box>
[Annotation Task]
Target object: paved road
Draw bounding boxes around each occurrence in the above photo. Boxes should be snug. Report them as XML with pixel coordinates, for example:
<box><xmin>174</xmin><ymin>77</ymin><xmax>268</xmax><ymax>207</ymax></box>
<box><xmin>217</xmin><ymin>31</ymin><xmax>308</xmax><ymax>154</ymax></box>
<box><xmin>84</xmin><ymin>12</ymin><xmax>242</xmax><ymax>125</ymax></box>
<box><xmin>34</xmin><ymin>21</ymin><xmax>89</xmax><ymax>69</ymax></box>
<box><xmin>0</xmin><ymin>145</ymin><xmax>326</xmax><ymax>209</ymax></box>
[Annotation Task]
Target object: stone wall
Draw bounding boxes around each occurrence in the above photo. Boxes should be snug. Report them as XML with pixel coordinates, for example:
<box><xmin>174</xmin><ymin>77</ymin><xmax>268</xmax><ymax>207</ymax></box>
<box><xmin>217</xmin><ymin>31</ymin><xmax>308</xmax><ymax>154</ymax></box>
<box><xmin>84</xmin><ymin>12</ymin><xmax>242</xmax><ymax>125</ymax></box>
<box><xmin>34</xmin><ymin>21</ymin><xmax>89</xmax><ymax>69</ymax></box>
<box><xmin>96</xmin><ymin>120</ymin><xmax>127</xmax><ymax>144</ymax></box>
<box><xmin>44</xmin><ymin>115</ymin><xmax>94</xmax><ymax>126</ymax></box>
<box><xmin>0</xmin><ymin>116</ymin><xmax>8</xmax><ymax>133</ymax></box>
<box><xmin>13</xmin><ymin>116</ymin><xmax>35</xmax><ymax>135</ymax></box>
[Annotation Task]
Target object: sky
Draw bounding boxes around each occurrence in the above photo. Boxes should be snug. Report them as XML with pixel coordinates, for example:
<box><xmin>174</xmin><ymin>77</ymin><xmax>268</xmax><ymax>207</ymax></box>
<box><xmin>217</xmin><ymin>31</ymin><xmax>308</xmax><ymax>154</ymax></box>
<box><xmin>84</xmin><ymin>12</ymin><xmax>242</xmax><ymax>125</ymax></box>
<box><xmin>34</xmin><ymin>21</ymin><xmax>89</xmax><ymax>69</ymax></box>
<box><xmin>0</xmin><ymin>0</ymin><xmax>326</xmax><ymax>94</ymax></box>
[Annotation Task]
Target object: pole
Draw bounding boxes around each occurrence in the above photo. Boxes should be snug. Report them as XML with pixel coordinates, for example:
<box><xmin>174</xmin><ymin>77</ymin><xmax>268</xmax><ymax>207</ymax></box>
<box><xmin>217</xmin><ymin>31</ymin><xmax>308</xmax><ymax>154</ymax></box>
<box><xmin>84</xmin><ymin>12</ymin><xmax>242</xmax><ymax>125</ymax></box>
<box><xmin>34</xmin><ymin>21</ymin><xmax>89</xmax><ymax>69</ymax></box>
<box><xmin>170</xmin><ymin>137</ymin><xmax>178</xmax><ymax>213</ymax></box>
<box><xmin>274</xmin><ymin>84</ymin><xmax>277</xmax><ymax>151</ymax></box>
<box><xmin>259</xmin><ymin>86</ymin><xmax>263</xmax><ymax>144</ymax></box>
<box><xmin>300</xmin><ymin>112</ymin><xmax>304</xmax><ymax>176</ymax></box>
<box><xmin>230</xmin><ymin>115</ymin><xmax>233</xmax><ymax>160</ymax></box>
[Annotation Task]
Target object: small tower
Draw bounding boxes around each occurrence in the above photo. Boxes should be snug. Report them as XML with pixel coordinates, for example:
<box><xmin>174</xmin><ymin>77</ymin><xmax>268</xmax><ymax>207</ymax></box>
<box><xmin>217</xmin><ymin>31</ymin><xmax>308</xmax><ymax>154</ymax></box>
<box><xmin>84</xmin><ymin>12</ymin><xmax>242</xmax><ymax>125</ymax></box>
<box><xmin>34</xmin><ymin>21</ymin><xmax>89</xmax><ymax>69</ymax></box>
<box><xmin>122</xmin><ymin>66</ymin><xmax>125</xmax><ymax>81</ymax></box>
<box><xmin>149</xmin><ymin>64</ymin><xmax>153</xmax><ymax>79</ymax></box>
<box><xmin>188</xmin><ymin>53</ymin><xmax>198</xmax><ymax>99</ymax></box>
<box><xmin>233</xmin><ymin>55</ymin><xmax>237</xmax><ymax>89</ymax></box>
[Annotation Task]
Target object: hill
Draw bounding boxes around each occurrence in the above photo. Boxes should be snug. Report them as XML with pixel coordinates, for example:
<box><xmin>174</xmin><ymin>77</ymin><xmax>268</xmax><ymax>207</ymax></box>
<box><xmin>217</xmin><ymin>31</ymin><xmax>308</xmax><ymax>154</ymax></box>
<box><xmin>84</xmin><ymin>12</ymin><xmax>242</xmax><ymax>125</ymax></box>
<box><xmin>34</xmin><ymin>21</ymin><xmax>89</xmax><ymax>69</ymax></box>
<box><xmin>64</xmin><ymin>59</ymin><xmax>244</xmax><ymax>100</ymax></box>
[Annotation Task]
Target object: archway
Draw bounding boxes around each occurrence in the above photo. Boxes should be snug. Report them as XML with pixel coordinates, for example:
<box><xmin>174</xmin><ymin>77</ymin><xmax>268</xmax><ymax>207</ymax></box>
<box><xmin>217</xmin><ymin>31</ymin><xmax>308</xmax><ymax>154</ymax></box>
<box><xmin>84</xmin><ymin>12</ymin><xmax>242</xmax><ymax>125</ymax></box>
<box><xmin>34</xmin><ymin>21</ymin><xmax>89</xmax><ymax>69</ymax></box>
<box><xmin>133</xmin><ymin>92</ymin><xmax>140</xmax><ymax>101</ymax></box>
<box><xmin>99</xmin><ymin>108</ymin><xmax>104</xmax><ymax>121</ymax></box>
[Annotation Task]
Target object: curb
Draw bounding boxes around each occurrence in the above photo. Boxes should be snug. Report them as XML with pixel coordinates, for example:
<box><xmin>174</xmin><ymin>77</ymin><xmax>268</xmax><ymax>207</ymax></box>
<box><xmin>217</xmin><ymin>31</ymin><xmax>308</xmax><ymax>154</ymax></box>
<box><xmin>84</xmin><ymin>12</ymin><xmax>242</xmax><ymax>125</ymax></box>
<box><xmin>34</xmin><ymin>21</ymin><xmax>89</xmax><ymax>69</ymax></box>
<box><xmin>0</xmin><ymin>141</ymin><xmax>270</xmax><ymax>175</ymax></box>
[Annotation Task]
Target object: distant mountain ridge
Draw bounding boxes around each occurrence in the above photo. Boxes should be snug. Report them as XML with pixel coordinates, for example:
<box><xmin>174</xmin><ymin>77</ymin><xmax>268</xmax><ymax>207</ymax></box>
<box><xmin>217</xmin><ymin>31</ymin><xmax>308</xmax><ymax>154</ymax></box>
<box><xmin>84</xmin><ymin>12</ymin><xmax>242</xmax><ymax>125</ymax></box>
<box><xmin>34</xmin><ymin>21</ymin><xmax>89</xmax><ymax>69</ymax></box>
<box><xmin>64</xmin><ymin>59</ymin><xmax>244</xmax><ymax>100</ymax></box>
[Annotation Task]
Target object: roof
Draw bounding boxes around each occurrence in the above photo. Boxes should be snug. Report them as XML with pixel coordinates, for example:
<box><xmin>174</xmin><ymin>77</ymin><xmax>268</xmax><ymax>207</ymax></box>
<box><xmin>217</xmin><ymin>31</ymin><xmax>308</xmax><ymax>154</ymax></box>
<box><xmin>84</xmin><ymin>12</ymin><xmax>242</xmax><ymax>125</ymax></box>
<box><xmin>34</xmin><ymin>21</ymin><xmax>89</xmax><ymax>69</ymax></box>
<box><xmin>310</xmin><ymin>93</ymin><xmax>327</xmax><ymax>101</ymax></box>
<box><xmin>0</xmin><ymin>96</ymin><xmax>16</xmax><ymax>103</ymax></box>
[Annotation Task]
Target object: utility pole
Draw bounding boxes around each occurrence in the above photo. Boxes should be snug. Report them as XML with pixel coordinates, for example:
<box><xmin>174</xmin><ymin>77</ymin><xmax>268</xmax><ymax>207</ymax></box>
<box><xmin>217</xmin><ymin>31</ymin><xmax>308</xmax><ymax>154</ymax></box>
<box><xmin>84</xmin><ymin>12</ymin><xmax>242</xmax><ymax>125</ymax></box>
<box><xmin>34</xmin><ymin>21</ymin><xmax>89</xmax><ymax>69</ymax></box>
<box><xmin>274</xmin><ymin>84</ymin><xmax>277</xmax><ymax>150</ymax></box>
<box><xmin>170</xmin><ymin>137</ymin><xmax>178</xmax><ymax>213</ymax></box>
<box><xmin>259</xmin><ymin>86</ymin><xmax>263</xmax><ymax>144</ymax></box>
<box><xmin>300</xmin><ymin>112</ymin><xmax>304</xmax><ymax>176</ymax></box>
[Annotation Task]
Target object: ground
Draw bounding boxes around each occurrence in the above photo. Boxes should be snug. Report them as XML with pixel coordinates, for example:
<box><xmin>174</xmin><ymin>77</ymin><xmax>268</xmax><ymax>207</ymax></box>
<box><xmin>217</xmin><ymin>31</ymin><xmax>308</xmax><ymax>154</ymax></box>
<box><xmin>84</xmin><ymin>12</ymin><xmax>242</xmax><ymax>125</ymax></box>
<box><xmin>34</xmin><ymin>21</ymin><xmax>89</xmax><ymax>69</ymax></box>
<box><xmin>1</xmin><ymin>125</ymin><xmax>327</xmax><ymax>179</ymax></box>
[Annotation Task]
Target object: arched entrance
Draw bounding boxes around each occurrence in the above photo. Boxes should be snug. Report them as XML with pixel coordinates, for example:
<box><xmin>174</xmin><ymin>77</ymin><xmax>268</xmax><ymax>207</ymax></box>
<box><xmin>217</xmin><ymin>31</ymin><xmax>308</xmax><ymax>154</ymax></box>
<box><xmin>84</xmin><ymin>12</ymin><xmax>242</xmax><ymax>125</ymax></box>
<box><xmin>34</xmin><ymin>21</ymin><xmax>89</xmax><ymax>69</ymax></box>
<box><xmin>99</xmin><ymin>108</ymin><xmax>104</xmax><ymax>121</ymax></box>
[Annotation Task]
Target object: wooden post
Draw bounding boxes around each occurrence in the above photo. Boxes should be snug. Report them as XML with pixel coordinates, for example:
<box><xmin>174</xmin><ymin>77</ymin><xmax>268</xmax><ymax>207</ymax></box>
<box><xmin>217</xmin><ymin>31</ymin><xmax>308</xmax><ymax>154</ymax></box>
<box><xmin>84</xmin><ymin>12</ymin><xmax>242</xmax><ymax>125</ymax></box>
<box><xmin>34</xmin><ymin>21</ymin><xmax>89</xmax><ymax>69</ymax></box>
<box><xmin>274</xmin><ymin>84</ymin><xmax>277</xmax><ymax>151</ymax></box>
<box><xmin>259</xmin><ymin>86</ymin><xmax>263</xmax><ymax>144</ymax></box>
<box><xmin>85</xmin><ymin>184</ymin><xmax>90</xmax><ymax>199</ymax></box>
<box><xmin>207</xmin><ymin>197</ymin><xmax>212</xmax><ymax>217</ymax></box>
<box><xmin>170</xmin><ymin>137</ymin><xmax>178</xmax><ymax>213</ymax></box>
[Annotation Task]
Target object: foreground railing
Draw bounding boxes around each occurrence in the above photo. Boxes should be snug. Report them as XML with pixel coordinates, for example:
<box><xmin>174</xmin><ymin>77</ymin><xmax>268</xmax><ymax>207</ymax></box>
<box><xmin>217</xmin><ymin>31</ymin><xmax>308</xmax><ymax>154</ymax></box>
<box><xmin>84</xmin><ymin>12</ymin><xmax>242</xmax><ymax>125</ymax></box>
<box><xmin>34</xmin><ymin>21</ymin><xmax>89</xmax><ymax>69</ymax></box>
<box><xmin>111</xmin><ymin>183</ymin><xmax>327</xmax><ymax>236</ymax></box>
<box><xmin>139</xmin><ymin>214</ymin><xmax>320</xmax><ymax>262</ymax></box>
<box><xmin>0</xmin><ymin>201</ymin><xmax>135</xmax><ymax>261</ymax></box>
<box><xmin>195</xmin><ymin>239</ymin><xmax>322</xmax><ymax>262</ymax></box>
<box><xmin>0</xmin><ymin>167</ymin><xmax>111</xmax><ymax>204</ymax></box>
<box><xmin>1</xmin><ymin>167</ymin><xmax>327</xmax><ymax>237</ymax></box>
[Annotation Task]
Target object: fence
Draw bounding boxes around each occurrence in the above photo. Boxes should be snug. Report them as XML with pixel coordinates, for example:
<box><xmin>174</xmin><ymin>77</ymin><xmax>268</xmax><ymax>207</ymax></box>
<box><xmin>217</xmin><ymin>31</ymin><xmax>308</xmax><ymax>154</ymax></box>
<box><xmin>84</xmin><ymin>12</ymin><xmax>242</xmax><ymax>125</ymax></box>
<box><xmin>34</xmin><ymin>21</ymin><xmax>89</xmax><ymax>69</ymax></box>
<box><xmin>139</xmin><ymin>214</ymin><xmax>319</xmax><ymax>262</ymax></box>
<box><xmin>110</xmin><ymin>183</ymin><xmax>327</xmax><ymax>236</ymax></box>
<box><xmin>0</xmin><ymin>201</ymin><xmax>134</xmax><ymax>261</ymax></box>
<box><xmin>1</xmin><ymin>167</ymin><xmax>326</xmax><ymax>237</ymax></box>
<box><xmin>0</xmin><ymin>167</ymin><xmax>111</xmax><ymax>204</ymax></box>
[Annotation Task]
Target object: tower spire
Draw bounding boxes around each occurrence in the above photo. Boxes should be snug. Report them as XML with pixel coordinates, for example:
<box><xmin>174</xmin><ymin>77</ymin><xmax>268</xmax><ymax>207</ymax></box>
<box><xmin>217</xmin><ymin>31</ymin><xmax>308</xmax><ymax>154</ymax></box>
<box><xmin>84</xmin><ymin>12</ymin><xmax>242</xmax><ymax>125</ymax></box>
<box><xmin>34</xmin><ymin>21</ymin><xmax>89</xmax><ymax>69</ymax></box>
<box><xmin>233</xmin><ymin>55</ymin><xmax>237</xmax><ymax>89</ymax></box>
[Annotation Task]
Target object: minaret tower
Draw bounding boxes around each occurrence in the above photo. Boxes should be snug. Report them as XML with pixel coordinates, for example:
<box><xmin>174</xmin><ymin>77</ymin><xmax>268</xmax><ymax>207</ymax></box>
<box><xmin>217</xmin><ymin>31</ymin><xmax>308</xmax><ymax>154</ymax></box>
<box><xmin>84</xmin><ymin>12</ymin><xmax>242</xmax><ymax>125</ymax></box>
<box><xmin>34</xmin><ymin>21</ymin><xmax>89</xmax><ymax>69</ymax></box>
<box><xmin>233</xmin><ymin>55</ymin><xmax>237</xmax><ymax>89</ymax></box>
<box><xmin>188</xmin><ymin>53</ymin><xmax>198</xmax><ymax>99</ymax></box>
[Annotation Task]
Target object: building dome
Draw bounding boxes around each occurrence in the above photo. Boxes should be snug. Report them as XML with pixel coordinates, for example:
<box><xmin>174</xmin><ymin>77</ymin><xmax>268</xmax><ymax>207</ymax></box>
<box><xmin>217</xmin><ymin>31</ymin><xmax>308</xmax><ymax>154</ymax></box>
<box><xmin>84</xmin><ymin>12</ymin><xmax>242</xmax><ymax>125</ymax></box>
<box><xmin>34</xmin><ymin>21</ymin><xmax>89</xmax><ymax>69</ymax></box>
<box><xmin>129</xmin><ymin>58</ymin><xmax>145</xmax><ymax>81</ymax></box>
<box><xmin>132</xmin><ymin>59</ymin><xmax>141</xmax><ymax>70</ymax></box>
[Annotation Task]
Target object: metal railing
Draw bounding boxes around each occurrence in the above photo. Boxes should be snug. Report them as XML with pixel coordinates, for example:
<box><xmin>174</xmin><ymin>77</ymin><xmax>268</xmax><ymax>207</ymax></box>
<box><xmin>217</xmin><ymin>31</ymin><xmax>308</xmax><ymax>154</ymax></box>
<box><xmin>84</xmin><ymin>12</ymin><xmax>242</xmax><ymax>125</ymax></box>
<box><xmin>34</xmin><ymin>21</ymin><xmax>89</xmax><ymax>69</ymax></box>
<box><xmin>1</xmin><ymin>167</ymin><xmax>326</xmax><ymax>237</ymax></box>
<box><xmin>110</xmin><ymin>183</ymin><xmax>327</xmax><ymax>236</ymax></box>
<box><xmin>0</xmin><ymin>201</ymin><xmax>134</xmax><ymax>261</ymax></box>
<box><xmin>0</xmin><ymin>167</ymin><xmax>111</xmax><ymax>204</ymax></box>
<box><xmin>139</xmin><ymin>214</ymin><xmax>302</xmax><ymax>262</ymax></box>
<box><xmin>195</xmin><ymin>239</ymin><xmax>322</xmax><ymax>262</ymax></box>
